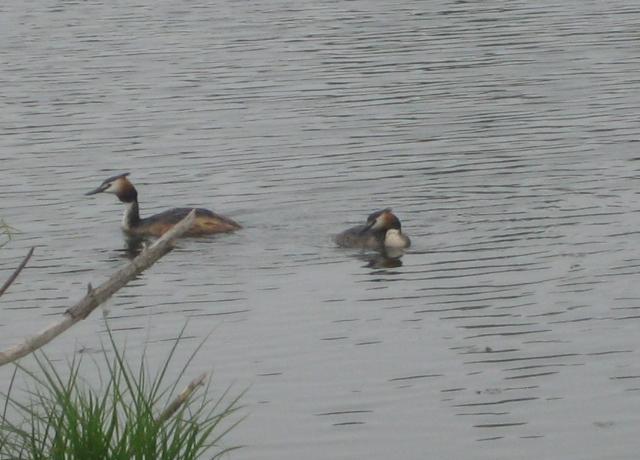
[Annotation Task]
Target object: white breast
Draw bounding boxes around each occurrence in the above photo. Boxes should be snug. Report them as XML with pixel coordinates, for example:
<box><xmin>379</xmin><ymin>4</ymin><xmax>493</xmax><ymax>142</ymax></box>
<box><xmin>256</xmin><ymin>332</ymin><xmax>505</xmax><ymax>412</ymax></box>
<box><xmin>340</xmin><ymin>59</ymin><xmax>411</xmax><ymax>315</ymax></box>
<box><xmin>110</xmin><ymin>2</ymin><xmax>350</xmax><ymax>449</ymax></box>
<box><xmin>384</xmin><ymin>229</ymin><xmax>409</xmax><ymax>249</ymax></box>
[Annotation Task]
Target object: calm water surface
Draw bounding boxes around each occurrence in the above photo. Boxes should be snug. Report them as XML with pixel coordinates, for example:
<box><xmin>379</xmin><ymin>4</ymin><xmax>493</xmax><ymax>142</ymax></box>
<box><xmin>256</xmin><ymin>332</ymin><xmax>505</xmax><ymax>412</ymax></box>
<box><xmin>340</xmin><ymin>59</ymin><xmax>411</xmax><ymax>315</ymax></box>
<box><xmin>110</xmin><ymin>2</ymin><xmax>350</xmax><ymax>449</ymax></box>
<box><xmin>2</xmin><ymin>1</ymin><xmax>640</xmax><ymax>459</ymax></box>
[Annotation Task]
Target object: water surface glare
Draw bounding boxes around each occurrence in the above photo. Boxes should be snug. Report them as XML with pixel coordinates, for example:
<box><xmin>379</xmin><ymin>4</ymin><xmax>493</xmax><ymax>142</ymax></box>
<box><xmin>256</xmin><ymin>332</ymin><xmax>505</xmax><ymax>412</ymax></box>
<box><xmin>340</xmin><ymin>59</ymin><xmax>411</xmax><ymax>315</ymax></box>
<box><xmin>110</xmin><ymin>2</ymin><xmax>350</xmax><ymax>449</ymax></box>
<box><xmin>2</xmin><ymin>0</ymin><xmax>640</xmax><ymax>459</ymax></box>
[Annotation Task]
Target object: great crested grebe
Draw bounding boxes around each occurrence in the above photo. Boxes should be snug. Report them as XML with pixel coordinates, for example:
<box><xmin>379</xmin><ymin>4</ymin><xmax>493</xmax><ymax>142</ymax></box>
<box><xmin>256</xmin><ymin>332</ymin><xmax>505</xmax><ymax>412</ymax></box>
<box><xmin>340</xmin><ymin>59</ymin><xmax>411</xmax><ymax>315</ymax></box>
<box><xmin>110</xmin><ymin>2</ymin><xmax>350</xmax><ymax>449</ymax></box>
<box><xmin>85</xmin><ymin>172</ymin><xmax>241</xmax><ymax>237</ymax></box>
<box><xmin>335</xmin><ymin>208</ymin><xmax>411</xmax><ymax>250</ymax></box>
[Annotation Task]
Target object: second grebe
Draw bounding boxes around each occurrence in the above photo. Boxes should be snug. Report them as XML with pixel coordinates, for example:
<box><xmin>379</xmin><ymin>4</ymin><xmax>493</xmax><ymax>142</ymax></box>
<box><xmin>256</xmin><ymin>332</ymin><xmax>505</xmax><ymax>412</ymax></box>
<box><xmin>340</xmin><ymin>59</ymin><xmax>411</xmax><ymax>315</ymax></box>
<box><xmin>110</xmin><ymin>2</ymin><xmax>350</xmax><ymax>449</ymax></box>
<box><xmin>335</xmin><ymin>208</ymin><xmax>411</xmax><ymax>250</ymax></box>
<box><xmin>85</xmin><ymin>173</ymin><xmax>241</xmax><ymax>237</ymax></box>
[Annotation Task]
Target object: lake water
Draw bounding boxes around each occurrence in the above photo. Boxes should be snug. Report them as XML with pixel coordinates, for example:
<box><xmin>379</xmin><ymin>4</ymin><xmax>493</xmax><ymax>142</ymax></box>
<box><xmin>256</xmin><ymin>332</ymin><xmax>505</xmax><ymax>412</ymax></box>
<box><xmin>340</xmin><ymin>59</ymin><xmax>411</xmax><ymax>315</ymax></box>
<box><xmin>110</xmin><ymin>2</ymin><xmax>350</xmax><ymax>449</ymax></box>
<box><xmin>2</xmin><ymin>0</ymin><xmax>640</xmax><ymax>458</ymax></box>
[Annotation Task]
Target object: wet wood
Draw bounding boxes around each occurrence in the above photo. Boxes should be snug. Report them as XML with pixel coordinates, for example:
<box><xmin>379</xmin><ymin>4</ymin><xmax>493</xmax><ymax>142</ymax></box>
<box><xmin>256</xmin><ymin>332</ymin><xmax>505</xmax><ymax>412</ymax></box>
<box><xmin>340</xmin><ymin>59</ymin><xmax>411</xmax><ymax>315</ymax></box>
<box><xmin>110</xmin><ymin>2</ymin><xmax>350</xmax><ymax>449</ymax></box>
<box><xmin>0</xmin><ymin>247</ymin><xmax>34</xmax><ymax>298</ymax></box>
<box><xmin>156</xmin><ymin>372</ymin><xmax>208</xmax><ymax>424</ymax></box>
<box><xmin>0</xmin><ymin>210</ymin><xmax>196</xmax><ymax>367</ymax></box>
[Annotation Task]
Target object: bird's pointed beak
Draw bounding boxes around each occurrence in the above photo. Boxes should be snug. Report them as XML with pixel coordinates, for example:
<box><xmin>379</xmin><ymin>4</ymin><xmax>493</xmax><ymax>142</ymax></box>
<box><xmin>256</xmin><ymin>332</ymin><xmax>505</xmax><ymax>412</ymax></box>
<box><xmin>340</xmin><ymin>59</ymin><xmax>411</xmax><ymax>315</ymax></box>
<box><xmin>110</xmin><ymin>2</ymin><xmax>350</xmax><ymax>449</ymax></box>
<box><xmin>85</xmin><ymin>184</ymin><xmax>107</xmax><ymax>196</ymax></box>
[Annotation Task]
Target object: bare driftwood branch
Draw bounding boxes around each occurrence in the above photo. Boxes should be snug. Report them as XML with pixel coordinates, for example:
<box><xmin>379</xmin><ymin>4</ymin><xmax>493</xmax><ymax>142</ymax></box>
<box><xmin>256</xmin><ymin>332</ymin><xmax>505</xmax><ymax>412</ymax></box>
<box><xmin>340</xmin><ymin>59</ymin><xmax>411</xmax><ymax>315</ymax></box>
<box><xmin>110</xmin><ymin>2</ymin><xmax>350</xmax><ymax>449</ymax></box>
<box><xmin>156</xmin><ymin>372</ymin><xmax>208</xmax><ymax>424</ymax></box>
<box><xmin>0</xmin><ymin>210</ymin><xmax>196</xmax><ymax>367</ymax></box>
<box><xmin>0</xmin><ymin>247</ymin><xmax>35</xmax><ymax>298</ymax></box>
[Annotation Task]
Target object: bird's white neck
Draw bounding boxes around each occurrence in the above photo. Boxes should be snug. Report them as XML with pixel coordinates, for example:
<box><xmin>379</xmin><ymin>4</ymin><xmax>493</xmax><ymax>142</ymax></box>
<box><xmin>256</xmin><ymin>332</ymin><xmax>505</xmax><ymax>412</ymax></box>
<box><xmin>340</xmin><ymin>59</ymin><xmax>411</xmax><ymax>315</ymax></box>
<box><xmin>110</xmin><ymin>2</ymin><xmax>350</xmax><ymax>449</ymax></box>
<box><xmin>121</xmin><ymin>201</ymin><xmax>140</xmax><ymax>230</ymax></box>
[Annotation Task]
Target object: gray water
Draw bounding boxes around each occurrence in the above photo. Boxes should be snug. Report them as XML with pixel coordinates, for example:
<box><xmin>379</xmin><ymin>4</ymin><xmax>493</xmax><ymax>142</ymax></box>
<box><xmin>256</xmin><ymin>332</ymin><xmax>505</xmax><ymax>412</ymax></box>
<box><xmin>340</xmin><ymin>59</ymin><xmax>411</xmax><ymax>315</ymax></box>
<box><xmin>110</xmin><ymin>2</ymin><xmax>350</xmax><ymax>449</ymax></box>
<box><xmin>2</xmin><ymin>0</ymin><xmax>640</xmax><ymax>458</ymax></box>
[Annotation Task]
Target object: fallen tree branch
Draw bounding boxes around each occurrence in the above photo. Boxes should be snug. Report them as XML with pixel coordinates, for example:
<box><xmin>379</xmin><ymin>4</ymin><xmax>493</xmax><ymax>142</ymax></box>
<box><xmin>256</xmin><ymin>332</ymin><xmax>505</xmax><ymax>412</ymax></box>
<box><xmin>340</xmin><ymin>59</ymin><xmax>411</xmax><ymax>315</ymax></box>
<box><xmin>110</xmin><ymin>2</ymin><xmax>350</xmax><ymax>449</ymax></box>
<box><xmin>0</xmin><ymin>210</ymin><xmax>196</xmax><ymax>367</ymax></box>
<box><xmin>156</xmin><ymin>372</ymin><xmax>208</xmax><ymax>424</ymax></box>
<box><xmin>0</xmin><ymin>247</ymin><xmax>35</xmax><ymax>298</ymax></box>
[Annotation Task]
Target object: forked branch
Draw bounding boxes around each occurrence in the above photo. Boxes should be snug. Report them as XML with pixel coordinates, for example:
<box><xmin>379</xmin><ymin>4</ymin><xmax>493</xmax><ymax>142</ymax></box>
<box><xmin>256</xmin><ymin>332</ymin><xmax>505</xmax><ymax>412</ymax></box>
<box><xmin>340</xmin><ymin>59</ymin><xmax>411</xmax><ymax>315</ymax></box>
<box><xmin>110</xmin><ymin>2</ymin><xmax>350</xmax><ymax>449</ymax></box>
<box><xmin>0</xmin><ymin>210</ymin><xmax>196</xmax><ymax>367</ymax></box>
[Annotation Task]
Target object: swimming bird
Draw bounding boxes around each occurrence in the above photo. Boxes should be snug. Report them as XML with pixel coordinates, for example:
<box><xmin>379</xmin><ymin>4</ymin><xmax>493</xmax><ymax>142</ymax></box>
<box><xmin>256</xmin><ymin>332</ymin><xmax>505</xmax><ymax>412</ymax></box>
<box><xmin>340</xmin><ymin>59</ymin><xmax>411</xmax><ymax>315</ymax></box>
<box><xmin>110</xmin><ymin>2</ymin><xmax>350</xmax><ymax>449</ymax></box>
<box><xmin>85</xmin><ymin>172</ymin><xmax>241</xmax><ymax>237</ymax></box>
<box><xmin>334</xmin><ymin>208</ymin><xmax>410</xmax><ymax>250</ymax></box>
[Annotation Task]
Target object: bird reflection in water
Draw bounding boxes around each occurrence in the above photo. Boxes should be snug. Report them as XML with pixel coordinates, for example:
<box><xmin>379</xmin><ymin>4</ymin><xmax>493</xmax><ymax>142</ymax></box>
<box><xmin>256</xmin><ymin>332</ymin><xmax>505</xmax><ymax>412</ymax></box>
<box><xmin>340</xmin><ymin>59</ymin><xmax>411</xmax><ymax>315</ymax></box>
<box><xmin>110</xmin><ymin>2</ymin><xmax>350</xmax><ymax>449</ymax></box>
<box><xmin>120</xmin><ymin>235</ymin><xmax>148</xmax><ymax>259</ymax></box>
<box><xmin>360</xmin><ymin>248</ymin><xmax>406</xmax><ymax>269</ymax></box>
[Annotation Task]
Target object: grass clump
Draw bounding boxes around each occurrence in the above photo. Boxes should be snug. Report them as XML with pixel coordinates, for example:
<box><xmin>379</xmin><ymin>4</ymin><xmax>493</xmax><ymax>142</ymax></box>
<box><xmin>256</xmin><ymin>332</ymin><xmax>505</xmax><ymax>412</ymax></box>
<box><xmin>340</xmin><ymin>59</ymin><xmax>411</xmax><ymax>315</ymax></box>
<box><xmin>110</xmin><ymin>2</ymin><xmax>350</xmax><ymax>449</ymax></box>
<box><xmin>0</xmin><ymin>326</ymin><xmax>243</xmax><ymax>459</ymax></box>
<box><xmin>0</xmin><ymin>220</ymin><xmax>18</xmax><ymax>248</ymax></box>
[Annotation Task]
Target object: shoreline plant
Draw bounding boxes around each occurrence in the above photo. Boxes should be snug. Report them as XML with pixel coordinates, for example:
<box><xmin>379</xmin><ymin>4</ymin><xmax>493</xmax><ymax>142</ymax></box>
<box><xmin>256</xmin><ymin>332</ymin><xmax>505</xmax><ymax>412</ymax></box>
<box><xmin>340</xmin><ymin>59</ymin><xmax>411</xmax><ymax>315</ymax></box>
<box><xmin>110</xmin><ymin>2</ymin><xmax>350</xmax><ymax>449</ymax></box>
<box><xmin>0</xmin><ymin>220</ymin><xmax>18</xmax><ymax>249</ymax></box>
<box><xmin>0</xmin><ymin>325</ymin><xmax>243</xmax><ymax>459</ymax></box>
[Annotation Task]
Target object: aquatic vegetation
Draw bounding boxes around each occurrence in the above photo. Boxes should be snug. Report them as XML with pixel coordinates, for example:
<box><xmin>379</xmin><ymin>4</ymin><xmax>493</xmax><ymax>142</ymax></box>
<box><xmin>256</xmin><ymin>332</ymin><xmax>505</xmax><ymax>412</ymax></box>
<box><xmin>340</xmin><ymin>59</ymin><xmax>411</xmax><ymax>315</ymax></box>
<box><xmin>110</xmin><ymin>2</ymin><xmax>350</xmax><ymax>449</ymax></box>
<box><xmin>0</xmin><ymin>326</ymin><xmax>243</xmax><ymax>459</ymax></box>
<box><xmin>0</xmin><ymin>220</ymin><xmax>18</xmax><ymax>248</ymax></box>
